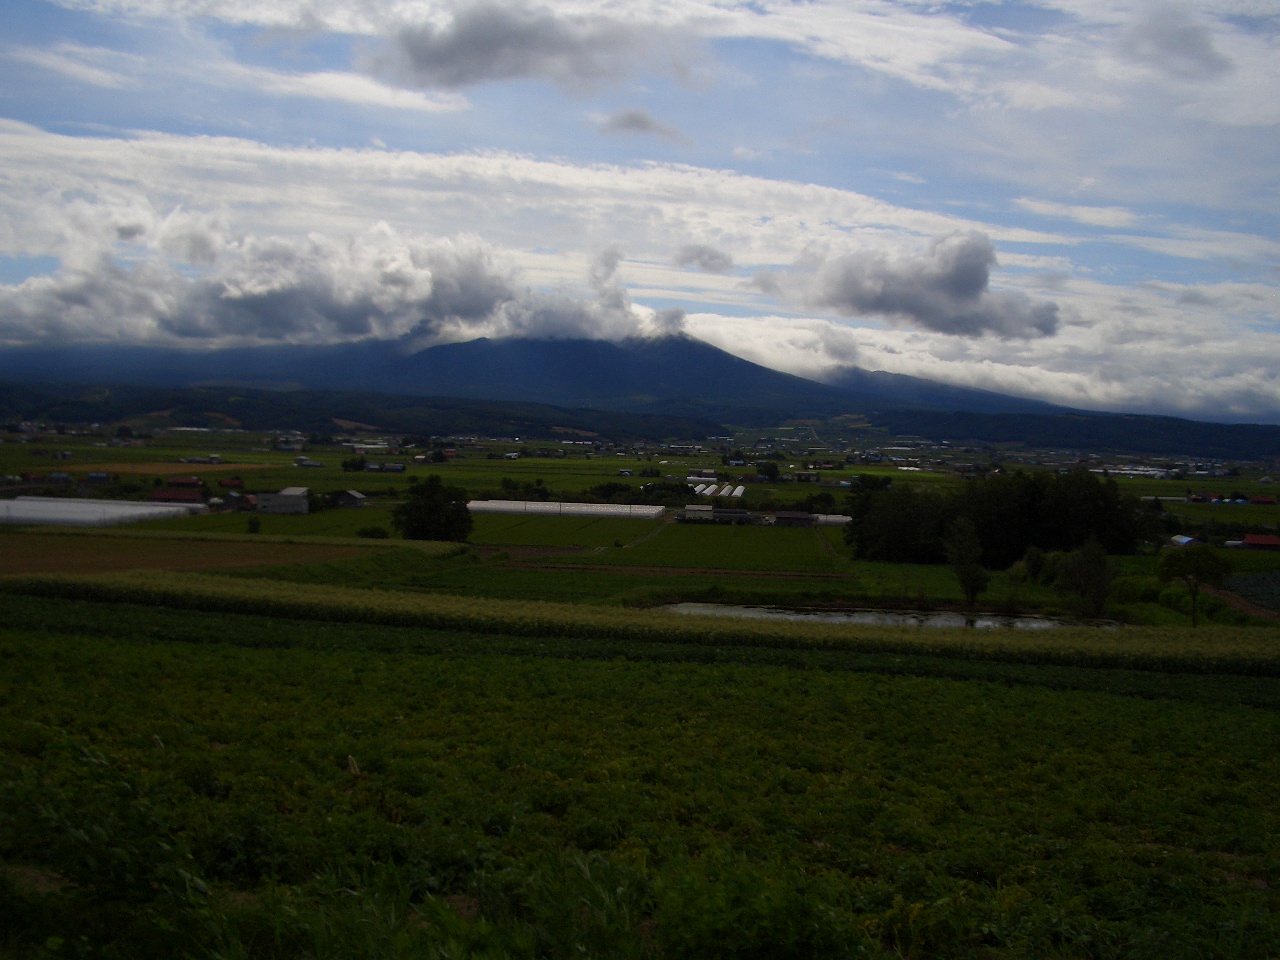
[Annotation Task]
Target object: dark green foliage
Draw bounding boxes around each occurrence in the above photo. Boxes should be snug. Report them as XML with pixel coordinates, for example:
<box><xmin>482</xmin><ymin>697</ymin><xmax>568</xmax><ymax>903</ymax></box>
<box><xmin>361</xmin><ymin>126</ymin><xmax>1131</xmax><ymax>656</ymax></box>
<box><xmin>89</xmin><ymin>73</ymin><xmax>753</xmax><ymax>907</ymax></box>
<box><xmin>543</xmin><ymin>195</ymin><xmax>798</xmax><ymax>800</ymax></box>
<box><xmin>356</xmin><ymin>526</ymin><xmax>389</xmax><ymax>539</ymax></box>
<box><xmin>846</xmin><ymin>469</ymin><xmax>1150</xmax><ymax>567</ymax></box>
<box><xmin>341</xmin><ymin>455</ymin><xmax>367</xmax><ymax>472</ymax></box>
<box><xmin>1054</xmin><ymin>540</ymin><xmax>1114</xmax><ymax>618</ymax></box>
<box><xmin>391</xmin><ymin>475</ymin><xmax>472</xmax><ymax>542</ymax></box>
<box><xmin>1158</xmin><ymin>545</ymin><xmax>1233</xmax><ymax>627</ymax></box>
<box><xmin>943</xmin><ymin>517</ymin><xmax>989</xmax><ymax>610</ymax></box>
<box><xmin>846</xmin><ymin>479</ymin><xmax>949</xmax><ymax>563</ymax></box>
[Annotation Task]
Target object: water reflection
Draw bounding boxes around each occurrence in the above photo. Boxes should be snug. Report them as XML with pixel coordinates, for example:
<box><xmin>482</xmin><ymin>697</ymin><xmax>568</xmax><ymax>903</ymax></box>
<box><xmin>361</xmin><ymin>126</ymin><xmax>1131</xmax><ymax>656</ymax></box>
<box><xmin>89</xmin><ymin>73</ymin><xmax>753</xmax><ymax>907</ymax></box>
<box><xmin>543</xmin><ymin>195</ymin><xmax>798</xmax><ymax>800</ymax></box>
<box><xmin>665</xmin><ymin>602</ymin><xmax>1070</xmax><ymax>630</ymax></box>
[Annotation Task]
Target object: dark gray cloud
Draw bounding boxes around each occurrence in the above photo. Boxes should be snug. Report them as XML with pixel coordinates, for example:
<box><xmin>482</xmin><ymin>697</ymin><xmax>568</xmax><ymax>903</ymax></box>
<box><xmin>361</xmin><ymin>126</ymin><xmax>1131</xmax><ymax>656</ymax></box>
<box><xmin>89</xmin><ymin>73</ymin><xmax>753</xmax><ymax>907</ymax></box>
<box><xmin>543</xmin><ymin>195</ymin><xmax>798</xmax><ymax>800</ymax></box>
<box><xmin>596</xmin><ymin>109</ymin><xmax>686</xmax><ymax>142</ymax></box>
<box><xmin>1123</xmin><ymin>3</ymin><xmax>1232</xmax><ymax>80</ymax></box>
<box><xmin>763</xmin><ymin>231</ymin><xmax>1060</xmax><ymax>339</ymax></box>
<box><xmin>674</xmin><ymin>243</ymin><xmax>734</xmax><ymax>273</ymax></box>
<box><xmin>378</xmin><ymin>4</ymin><xmax>671</xmax><ymax>90</ymax></box>
<box><xmin>0</xmin><ymin>230</ymin><xmax>667</xmax><ymax>346</ymax></box>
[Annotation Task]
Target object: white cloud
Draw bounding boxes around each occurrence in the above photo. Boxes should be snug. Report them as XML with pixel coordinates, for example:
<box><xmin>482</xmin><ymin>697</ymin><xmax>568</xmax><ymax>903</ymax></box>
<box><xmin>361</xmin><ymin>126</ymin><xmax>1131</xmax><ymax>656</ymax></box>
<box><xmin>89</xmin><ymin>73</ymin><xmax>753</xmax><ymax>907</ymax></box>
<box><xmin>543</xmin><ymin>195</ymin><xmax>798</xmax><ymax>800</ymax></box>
<box><xmin>1015</xmin><ymin>198</ymin><xmax>1137</xmax><ymax>228</ymax></box>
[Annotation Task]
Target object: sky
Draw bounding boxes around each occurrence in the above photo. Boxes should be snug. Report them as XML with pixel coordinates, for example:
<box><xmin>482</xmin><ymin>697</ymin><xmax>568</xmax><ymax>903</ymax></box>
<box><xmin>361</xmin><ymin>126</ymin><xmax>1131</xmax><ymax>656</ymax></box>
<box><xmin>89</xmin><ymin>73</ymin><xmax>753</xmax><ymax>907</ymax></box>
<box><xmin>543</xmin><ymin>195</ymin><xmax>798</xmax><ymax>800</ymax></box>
<box><xmin>0</xmin><ymin>0</ymin><xmax>1278</xmax><ymax>423</ymax></box>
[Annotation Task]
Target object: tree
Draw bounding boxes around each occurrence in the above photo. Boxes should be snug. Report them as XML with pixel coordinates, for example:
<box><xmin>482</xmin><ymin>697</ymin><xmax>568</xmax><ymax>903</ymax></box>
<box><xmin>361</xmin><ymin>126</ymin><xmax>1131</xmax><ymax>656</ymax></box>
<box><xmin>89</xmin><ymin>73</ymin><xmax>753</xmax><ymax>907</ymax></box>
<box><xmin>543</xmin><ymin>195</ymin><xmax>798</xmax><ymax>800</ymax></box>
<box><xmin>1157</xmin><ymin>544</ymin><xmax>1232</xmax><ymax>627</ymax></box>
<box><xmin>943</xmin><ymin>517</ymin><xmax>989</xmax><ymax>612</ymax></box>
<box><xmin>391</xmin><ymin>475</ymin><xmax>472</xmax><ymax>542</ymax></box>
<box><xmin>1054</xmin><ymin>540</ymin><xmax>1113</xmax><ymax>619</ymax></box>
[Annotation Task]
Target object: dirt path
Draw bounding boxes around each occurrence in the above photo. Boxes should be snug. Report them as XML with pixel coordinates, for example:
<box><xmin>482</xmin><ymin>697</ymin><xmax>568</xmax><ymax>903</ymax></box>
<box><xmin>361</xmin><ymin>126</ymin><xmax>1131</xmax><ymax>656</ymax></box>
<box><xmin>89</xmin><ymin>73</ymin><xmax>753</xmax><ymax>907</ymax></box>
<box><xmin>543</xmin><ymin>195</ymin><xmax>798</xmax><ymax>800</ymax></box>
<box><xmin>1203</xmin><ymin>585</ymin><xmax>1280</xmax><ymax>624</ymax></box>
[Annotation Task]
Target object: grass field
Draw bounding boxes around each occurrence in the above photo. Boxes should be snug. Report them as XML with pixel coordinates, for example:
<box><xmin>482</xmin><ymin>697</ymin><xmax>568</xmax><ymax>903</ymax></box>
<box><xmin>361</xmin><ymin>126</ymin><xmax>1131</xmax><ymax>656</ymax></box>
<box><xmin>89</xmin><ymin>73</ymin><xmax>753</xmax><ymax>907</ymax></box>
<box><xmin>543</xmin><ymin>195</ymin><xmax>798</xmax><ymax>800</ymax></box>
<box><xmin>566</xmin><ymin>523</ymin><xmax>851</xmax><ymax>573</ymax></box>
<box><xmin>134</xmin><ymin>505</ymin><xmax>401</xmax><ymax>538</ymax></box>
<box><xmin>2</xmin><ymin>593</ymin><xmax>1278</xmax><ymax>959</ymax></box>
<box><xmin>469</xmin><ymin>514</ymin><xmax>662</xmax><ymax>548</ymax></box>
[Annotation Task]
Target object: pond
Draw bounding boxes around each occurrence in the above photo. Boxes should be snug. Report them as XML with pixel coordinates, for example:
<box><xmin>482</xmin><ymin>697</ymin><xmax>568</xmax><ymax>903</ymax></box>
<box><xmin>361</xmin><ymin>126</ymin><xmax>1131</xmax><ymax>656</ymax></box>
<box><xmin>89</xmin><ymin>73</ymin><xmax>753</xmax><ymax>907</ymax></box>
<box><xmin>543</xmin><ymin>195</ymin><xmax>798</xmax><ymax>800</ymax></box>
<box><xmin>665</xmin><ymin>602</ymin><xmax>1073</xmax><ymax>630</ymax></box>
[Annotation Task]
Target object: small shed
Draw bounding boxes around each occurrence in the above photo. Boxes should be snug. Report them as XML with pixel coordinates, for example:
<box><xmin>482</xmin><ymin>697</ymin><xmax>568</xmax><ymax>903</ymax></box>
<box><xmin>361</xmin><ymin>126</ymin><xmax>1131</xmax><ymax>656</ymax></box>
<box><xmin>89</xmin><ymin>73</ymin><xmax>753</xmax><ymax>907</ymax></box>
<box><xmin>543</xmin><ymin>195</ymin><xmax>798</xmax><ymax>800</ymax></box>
<box><xmin>335</xmin><ymin>490</ymin><xmax>367</xmax><ymax>508</ymax></box>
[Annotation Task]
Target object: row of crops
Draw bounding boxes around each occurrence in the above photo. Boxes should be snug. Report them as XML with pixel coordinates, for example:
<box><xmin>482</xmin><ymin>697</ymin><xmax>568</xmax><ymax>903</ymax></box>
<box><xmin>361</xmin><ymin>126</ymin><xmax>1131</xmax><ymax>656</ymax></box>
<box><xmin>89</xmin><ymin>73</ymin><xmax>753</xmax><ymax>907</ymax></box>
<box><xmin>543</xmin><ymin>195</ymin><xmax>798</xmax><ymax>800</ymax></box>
<box><xmin>5</xmin><ymin>569</ymin><xmax>1280</xmax><ymax>675</ymax></box>
<box><xmin>3</xmin><ymin>591</ymin><xmax>1278</xmax><ymax>959</ymax></box>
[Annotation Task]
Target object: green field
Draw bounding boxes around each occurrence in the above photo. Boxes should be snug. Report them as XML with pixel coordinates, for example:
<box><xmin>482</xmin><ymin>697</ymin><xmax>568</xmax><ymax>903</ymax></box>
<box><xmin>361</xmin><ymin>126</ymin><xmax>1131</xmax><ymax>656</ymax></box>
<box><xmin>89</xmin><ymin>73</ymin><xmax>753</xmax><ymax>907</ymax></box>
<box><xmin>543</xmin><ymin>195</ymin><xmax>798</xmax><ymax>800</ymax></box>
<box><xmin>567</xmin><ymin>523</ymin><xmax>851</xmax><ymax>574</ymax></box>
<box><xmin>469</xmin><ymin>513</ymin><xmax>662</xmax><ymax>548</ymax></box>
<box><xmin>3</xmin><ymin>592</ymin><xmax>1278</xmax><ymax>959</ymax></box>
<box><xmin>6</xmin><ymin>430</ymin><xmax>1280</xmax><ymax>956</ymax></box>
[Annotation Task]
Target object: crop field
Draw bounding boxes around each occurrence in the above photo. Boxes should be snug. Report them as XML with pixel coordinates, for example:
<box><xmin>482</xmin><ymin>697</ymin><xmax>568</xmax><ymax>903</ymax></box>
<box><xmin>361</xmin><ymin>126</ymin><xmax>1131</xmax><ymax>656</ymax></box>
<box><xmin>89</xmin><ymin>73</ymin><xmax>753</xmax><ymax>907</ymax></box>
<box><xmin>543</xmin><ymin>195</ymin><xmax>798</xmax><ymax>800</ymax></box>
<box><xmin>2</xmin><ymin>592</ymin><xmax>1278</xmax><ymax>959</ymax></box>
<box><xmin>223</xmin><ymin>552</ymin><xmax>935</xmax><ymax>608</ymax></box>
<box><xmin>134</xmin><ymin>506</ymin><xmax>401</xmax><ymax>538</ymax></box>
<box><xmin>565</xmin><ymin>523</ymin><xmax>850</xmax><ymax>573</ymax></box>
<box><xmin>1160</xmin><ymin>501</ymin><xmax>1280</xmax><ymax>528</ymax></box>
<box><xmin>469</xmin><ymin>513</ymin><xmax>662</xmax><ymax>548</ymax></box>
<box><xmin>8</xmin><ymin>569</ymin><xmax>1280</xmax><ymax>673</ymax></box>
<box><xmin>7</xmin><ymin>429</ymin><xmax>1280</xmax><ymax>956</ymax></box>
<box><xmin>0</xmin><ymin>530</ymin><xmax>374</xmax><ymax>575</ymax></box>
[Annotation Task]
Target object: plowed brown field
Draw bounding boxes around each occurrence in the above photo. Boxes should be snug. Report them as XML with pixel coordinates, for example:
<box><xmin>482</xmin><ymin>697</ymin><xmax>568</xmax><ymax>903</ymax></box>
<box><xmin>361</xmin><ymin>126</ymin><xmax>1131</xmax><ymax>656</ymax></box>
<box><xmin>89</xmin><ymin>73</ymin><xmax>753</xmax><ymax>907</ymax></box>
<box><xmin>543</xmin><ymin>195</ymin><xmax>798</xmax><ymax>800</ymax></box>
<box><xmin>0</xmin><ymin>533</ymin><xmax>365</xmax><ymax>575</ymax></box>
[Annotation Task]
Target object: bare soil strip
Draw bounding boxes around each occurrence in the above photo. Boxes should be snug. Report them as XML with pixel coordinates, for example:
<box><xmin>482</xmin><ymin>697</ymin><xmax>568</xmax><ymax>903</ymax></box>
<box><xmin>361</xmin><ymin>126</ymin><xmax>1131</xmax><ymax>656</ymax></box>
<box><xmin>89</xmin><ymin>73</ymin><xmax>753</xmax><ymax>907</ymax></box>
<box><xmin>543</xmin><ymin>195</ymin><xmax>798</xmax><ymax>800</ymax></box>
<box><xmin>1</xmin><ymin>534</ymin><xmax>365</xmax><ymax>575</ymax></box>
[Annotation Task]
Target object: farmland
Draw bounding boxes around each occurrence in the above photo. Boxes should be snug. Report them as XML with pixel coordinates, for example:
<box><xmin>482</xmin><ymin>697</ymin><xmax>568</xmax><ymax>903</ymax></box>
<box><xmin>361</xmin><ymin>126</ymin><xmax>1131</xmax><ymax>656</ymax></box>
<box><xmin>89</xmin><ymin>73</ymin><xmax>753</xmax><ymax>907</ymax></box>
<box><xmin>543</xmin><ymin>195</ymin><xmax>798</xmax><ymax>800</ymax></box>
<box><xmin>4</xmin><ymin>427</ymin><xmax>1280</xmax><ymax>957</ymax></box>
<box><xmin>2</xmin><ymin>591</ymin><xmax>1279</xmax><ymax>959</ymax></box>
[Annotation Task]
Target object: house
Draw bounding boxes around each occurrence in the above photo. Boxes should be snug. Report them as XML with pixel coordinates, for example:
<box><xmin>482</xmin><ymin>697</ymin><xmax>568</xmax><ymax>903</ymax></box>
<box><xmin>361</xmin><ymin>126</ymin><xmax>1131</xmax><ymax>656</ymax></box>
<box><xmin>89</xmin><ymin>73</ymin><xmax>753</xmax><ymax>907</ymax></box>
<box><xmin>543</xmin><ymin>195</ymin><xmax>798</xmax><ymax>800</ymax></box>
<box><xmin>151</xmin><ymin>488</ymin><xmax>204</xmax><ymax>504</ymax></box>
<box><xmin>258</xmin><ymin>487</ymin><xmax>309</xmax><ymax>515</ymax></box>
<box><xmin>1242</xmin><ymin>534</ymin><xmax>1280</xmax><ymax>551</ymax></box>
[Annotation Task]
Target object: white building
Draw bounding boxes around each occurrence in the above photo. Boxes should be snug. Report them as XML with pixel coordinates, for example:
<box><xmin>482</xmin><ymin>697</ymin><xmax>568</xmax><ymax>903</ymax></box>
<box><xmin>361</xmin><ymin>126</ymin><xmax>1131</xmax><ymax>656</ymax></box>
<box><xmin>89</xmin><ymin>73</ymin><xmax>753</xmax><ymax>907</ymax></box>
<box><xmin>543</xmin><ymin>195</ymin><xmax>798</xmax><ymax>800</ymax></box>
<box><xmin>258</xmin><ymin>487</ymin><xmax>309</xmax><ymax>515</ymax></box>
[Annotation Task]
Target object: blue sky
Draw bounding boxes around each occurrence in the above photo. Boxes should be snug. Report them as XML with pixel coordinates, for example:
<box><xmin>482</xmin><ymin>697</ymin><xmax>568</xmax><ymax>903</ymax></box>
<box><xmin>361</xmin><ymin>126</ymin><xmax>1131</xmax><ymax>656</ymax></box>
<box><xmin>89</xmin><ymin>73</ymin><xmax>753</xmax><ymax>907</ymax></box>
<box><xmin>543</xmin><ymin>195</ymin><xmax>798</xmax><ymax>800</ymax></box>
<box><xmin>1</xmin><ymin>0</ymin><xmax>1277</xmax><ymax>421</ymax></box>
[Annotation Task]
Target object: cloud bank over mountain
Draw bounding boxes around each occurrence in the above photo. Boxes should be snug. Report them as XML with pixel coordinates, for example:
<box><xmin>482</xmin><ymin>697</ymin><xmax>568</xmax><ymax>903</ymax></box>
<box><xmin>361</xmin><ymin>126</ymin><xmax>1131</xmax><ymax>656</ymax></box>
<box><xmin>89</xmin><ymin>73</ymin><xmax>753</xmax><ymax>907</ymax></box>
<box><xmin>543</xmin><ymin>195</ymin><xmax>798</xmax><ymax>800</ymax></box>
<box><xmin>1</xmin><ymin>1</ymin><xmax>1277</xmax><ymax>421</ymax></box>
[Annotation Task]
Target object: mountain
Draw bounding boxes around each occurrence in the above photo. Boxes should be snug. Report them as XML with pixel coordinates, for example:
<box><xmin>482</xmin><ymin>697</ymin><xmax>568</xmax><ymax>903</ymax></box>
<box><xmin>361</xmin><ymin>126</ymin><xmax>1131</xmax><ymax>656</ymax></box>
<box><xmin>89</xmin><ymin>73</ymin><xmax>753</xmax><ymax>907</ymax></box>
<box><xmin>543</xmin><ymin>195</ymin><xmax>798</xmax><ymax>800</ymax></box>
<box><xmin>0</xmin><ymin>334</ymin><xmax>1059</xmax><ymax>420</ymax></box>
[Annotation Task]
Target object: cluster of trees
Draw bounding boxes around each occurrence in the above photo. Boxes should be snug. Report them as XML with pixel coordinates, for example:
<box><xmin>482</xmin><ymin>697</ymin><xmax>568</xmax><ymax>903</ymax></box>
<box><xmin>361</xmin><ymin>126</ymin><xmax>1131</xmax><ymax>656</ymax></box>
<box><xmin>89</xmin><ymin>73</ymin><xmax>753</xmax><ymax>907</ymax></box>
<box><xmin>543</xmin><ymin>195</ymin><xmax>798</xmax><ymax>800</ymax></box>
<box><xmin>391</xmin><ymin>475</ymin><xmax>472</xmax><ymax>542</ymax></box>
<box><xmin>844</xmin><ymin>470</ymin><xmax>1162</xmax><ymax>568</ymax></box>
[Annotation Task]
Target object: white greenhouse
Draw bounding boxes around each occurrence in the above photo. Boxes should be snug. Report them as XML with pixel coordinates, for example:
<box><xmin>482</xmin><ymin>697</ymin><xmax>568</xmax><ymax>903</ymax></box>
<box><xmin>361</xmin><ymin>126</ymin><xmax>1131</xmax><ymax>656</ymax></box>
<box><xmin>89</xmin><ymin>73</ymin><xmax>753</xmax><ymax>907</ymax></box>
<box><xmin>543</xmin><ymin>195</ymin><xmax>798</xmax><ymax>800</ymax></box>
<box><xmin>0</xmin><ymin>497</ymin><xmax>209</xmax><ymax>527</ymax></box>
<box><xmin>466</xmin><ymin>500</ymin><xmax>665</xmax><ymax>519</ymax></box>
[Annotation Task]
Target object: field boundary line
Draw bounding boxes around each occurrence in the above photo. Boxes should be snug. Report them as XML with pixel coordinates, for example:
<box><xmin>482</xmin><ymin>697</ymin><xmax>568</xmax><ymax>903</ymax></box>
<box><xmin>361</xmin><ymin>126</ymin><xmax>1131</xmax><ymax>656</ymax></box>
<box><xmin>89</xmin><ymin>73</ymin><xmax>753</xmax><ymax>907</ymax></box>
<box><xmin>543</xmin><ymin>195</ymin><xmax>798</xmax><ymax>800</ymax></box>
<box><xmin>5</xmin><ymin>570</ymin><xmax>1280</xmax><ymax>677</ymax></box>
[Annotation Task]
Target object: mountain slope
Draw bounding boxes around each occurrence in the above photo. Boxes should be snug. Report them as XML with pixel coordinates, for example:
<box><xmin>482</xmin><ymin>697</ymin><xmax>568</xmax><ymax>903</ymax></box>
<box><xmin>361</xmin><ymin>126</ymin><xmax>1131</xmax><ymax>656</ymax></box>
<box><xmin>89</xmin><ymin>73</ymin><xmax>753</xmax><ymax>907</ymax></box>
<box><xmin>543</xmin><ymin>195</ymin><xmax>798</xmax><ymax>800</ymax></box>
<box><xmin>0</xmin><ymin>334</ymin><xmax>1061</xmax><ymax>419</ymax></box>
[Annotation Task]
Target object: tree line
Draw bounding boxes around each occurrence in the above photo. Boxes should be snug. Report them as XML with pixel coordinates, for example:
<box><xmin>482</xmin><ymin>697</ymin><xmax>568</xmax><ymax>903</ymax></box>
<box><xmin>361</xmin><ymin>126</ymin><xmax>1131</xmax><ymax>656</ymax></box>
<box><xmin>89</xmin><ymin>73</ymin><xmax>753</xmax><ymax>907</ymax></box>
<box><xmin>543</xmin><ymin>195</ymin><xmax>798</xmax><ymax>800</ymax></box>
<box><xmin>844</xmin><ymin>469</ymin><xmax>1162</xmax><ymax>568</ymax></box>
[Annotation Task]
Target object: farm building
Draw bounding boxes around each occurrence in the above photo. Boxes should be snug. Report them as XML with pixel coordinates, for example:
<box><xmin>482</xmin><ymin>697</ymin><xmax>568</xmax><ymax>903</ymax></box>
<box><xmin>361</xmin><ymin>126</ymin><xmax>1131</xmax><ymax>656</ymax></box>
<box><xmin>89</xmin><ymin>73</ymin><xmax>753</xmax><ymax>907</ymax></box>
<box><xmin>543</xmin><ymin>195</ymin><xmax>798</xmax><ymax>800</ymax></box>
<box><xmin>0</xmin><ymin>496</ymin><xmax>208</xmax><ymax>527</ymax></box>
<box><xmin>1242</xmin><ymin>534</ymin><xmax>1280</xmax><ymax>550</ymax></box>
<box><xmin>151</xmin><ymin>488</ymin><xmax>204</xmax><ymax>505</ymax></box>
<box><xmin>468</xmin><ymin>500</ymin><xmax>665</xmax><ymax>519</ymax></box>
<box><xmin>335</xmin><ymin>490</ymin><xmax>367</xmax><ymax>508</ymax></box>
<box><xmin>773</xmin><ymin>511</ymin><xmax>815</xmax><ymax>527</ymax></box>
<box><xmin>258</xmin><ymin>487</ymin><xmax>310</xmax><ymax>515</ymax></box>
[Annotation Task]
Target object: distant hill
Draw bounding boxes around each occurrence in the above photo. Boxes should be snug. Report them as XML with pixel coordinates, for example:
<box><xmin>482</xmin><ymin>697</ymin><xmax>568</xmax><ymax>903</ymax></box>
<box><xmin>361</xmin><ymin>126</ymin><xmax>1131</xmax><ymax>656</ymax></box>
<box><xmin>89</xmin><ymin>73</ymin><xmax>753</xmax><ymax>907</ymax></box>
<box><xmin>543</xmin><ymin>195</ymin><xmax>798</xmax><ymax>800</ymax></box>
<box><xmin>0</xmin><ymin>334</ymin><xmax>1062</xmax><ymax>419</ymax></box>
<box><xmin>4</xmin><ymin>336</ymin><xmax>1280</xmax><ymax>457</ymax></box>
<box><xmin>0</xmin><ymin>383</ymin><xmax>721</xmax><ymax>442</ymax></box>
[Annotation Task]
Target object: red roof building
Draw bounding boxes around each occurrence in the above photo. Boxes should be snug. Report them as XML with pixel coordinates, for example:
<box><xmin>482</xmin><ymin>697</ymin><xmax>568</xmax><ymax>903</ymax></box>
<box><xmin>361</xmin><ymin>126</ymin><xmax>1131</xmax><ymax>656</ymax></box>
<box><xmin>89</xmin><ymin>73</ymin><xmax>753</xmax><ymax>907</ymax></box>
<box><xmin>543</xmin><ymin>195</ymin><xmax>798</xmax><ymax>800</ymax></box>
<box><xmin>1242</xmin><ymin>534</ymin><xmax>1280</xmax><ymax>550</ymax></box>
<box><xmin>151</xmin><ymin>488</ymin><xmax>204</xmax><ymax>503</ymax></box>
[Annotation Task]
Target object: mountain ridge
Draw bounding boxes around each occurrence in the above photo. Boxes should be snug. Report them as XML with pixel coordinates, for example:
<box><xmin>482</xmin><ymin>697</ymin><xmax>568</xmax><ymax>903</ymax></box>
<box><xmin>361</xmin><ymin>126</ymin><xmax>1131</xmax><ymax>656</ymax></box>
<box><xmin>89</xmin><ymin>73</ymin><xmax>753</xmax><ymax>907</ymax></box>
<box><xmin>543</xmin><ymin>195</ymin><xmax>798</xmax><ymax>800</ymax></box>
<box><xmin>0</xmin><ymin>333</ymin><xmax>1064</xmax><ymax>419</ymax></box>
